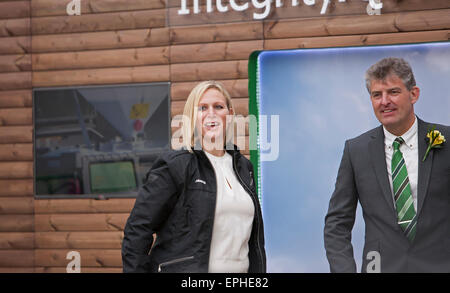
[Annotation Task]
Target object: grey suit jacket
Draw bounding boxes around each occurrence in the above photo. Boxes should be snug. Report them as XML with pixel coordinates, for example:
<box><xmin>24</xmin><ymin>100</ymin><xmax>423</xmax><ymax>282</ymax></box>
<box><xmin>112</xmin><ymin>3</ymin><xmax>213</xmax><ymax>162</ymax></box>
<box><xmin>324</xmin><ymin>118</ymin><xmax>450</xmax><ymax>273</ymax></box>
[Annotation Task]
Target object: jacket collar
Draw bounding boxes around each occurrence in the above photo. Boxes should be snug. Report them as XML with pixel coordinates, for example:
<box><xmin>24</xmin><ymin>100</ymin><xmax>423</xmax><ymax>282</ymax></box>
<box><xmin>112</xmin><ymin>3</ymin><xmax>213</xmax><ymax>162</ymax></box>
<box><xmin>192</xmin><ymin>144</ymin><xmax>241</xmax><ymax>158</ymax></box>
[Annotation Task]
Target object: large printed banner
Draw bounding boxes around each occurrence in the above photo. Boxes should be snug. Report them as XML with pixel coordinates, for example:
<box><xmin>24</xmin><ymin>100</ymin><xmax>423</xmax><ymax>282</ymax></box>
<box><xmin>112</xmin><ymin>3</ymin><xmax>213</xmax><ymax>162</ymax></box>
<box><xmin>248</xmin><ymin>41</ymin><xmax>450</xmax><ymax>272</ymax></box>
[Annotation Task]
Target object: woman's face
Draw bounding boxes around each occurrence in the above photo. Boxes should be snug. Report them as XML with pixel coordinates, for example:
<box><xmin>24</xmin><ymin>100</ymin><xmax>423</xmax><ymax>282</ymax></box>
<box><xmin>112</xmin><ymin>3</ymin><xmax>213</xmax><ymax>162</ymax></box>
<box><xmin>196</xmin><ymin>88</ymin><xmax>233</xmax><ymax>151</ymax></box>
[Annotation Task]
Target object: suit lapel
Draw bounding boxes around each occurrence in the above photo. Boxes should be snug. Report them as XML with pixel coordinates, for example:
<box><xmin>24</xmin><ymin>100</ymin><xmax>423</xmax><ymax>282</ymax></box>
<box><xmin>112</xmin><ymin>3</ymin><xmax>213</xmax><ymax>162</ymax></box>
<box><xmin>416</xmin><ymin>118</ymin><xmax>433</xmax><ymax>218</ymax></box>
<box><xmin>369</xmin><ymin>126</ymin><xmax>397</xmax><ymax>216</ymax></box>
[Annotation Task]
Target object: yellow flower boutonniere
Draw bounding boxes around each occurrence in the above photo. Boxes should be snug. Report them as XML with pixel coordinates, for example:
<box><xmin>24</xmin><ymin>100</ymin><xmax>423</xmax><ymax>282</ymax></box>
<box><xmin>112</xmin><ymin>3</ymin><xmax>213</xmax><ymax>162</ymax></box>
<box><xmin>422</xmin><ymin>125</ymin><xmax>446</xmax><ymax>162</ymax></box>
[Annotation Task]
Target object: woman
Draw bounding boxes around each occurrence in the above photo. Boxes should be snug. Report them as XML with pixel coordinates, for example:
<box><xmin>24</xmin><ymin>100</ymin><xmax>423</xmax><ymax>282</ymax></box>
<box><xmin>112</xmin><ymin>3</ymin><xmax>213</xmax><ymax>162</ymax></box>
<box><xmin>122</xmin><ymin>80</ymin><xmax>266</xmax><ymax>273</ymax></box>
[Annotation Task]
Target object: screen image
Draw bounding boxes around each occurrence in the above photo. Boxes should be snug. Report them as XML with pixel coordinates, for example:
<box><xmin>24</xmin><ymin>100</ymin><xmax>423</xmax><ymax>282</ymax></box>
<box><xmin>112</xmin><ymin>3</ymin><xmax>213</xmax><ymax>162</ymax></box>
<box><xmin>34</xmin><ymin>82</ymin><xmax>170</xmax><ymax>198</ymax></box>
<box><xmin>90</xmin><ymin>161</ymin><xmax>137</xmax><ymax>194</ymax></box>
<box><xmin>249</xmin><ymin>41</ymin><xmax>450</xmax><ymax>272</ymax></box>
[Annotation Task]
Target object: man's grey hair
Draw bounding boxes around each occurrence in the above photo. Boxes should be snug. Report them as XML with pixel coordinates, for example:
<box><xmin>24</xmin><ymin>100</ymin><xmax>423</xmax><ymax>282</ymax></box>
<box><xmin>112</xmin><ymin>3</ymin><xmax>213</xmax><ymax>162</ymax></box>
<box><xmin>365</xmin><ymin>57</ymin><xmax>416</xmax><ymax>92</ymax></box>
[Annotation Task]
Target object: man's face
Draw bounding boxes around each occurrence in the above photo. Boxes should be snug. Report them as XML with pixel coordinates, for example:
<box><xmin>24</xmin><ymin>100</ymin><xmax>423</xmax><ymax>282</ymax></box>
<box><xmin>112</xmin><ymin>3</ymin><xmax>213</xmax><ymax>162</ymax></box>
<box><xmin>369</xmin><ymin>74</ymin><xmax>419</xmax><ymax>135</ymax></box>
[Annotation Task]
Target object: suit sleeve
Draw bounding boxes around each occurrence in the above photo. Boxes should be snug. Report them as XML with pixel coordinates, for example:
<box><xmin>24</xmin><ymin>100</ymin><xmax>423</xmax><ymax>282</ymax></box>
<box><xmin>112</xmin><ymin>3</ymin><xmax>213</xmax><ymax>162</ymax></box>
<box><xmin>324</xmin><ymin>140</ymin><xmax>358</xmax><ymax>273</ymax></box>
<box><xmin>121</xmin><ymin>155</ymin><xmax>180</xmax><ymax>273</ymax></box>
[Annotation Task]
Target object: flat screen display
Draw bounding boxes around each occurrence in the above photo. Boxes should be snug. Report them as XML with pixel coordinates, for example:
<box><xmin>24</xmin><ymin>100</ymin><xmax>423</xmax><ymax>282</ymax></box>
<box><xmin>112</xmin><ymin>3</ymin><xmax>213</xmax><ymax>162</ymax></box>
<box><xmin>90</xmin><ymin>161</ymin><xmax>137</xmax><ymax>194</ymax></box>
<box><xmin>249</xmin><ymin>41</ymin><xmax>450</xmax><ymax>272</ymax></box>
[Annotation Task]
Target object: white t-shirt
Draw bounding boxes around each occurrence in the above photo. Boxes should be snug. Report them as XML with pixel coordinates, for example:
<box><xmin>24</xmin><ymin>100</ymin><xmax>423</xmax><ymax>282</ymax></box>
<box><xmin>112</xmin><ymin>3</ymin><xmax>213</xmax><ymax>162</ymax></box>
<box><xmin>205</xmin><ymin>151</ymin><xmax>255</xmax><ymax>273</ymax></box>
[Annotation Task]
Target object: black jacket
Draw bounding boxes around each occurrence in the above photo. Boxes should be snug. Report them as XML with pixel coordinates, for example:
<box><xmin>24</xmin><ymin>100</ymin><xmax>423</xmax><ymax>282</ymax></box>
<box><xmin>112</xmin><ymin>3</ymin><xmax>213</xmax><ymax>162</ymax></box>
<box><xmin>122</xmin><ymin>147</ymin><xmax>266</xmax><ymax>273</ymax></box>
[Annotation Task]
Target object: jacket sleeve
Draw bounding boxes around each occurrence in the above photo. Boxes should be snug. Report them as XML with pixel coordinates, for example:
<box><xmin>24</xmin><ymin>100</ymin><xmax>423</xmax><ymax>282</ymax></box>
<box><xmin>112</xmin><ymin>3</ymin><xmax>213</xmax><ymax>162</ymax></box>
<box><xmin>121</xmin><ymin>154</ymin><xmax>181</xmax><ymax>273</ymax></box>
<box><xmin>324</xmin><ymin>140</ymin><xmax>358</xmax><ymax>273</ymax></box>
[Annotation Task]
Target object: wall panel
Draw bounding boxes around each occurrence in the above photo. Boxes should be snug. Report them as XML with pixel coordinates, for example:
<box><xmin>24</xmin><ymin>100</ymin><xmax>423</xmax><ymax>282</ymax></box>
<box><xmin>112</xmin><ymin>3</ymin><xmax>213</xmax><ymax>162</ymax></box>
<box><xmin>0</xmin><ymin>0</ymin><xmax>448</xmax><ymax>273</ymax></box>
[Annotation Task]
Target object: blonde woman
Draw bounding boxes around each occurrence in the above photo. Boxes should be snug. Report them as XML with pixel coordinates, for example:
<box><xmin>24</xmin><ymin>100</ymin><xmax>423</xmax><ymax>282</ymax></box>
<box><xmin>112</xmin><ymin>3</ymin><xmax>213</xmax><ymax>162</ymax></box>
<box><xmin>122</xmin><ymin>81</ymin><xmax>266</xmax><ymax>273</ymax></box>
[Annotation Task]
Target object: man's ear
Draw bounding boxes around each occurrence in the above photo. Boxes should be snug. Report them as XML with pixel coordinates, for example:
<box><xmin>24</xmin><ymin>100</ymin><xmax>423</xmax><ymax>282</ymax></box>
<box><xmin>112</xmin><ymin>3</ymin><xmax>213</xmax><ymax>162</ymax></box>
<box><xmin>410</xmin><ymin>86</ymin><xmax>420</xmax><ymax>105</ymax></box>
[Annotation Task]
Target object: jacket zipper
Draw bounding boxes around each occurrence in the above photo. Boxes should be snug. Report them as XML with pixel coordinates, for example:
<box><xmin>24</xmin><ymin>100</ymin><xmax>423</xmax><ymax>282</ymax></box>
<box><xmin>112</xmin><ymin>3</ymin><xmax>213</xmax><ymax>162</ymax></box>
<box><xmin>158</xmin><ymin>256</ymin><xmax>194</xmax><ymax>272</ymax></box>
<box><xmin>232</xmin><ymin>156</ymin><xmax>264</xmax><ymax>273</ymax></box>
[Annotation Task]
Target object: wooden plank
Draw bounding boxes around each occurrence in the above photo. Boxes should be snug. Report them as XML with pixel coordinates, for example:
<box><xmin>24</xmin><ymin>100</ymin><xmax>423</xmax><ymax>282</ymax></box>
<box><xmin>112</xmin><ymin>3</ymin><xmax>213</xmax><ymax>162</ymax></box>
<box><xmin>0</xmin><ymin>267</ymin><xmax>35</xmax><ymax>273</ymax></box>
<box><xmin>0</xmin><ymin>72</ymin><xmax>31</xmax><ymax>90</ymax></box>
<box><xmin>170</xmin><ymin>21</ymin><xmax>263</xmax><ymax>45</ymax></box>
<box><xmin>31</xmin><ymin>9</ymin><xmax>166</xmax><ymax>35</ymax></box>
<box><xmin>171</xmin><ymin>60</ymin><xmax>248</xmax><ymax>82</ymax></box>
<box><xmin>170</xmin><ymin>40</ymin><xmax>262</xmax><ymax>64</ymax></box>
<box><xmin>32</xmin><ymin>47</ymin><xmax>169</xmax><ymax>71</ymax></box>
<box><xmin>35</xmin><ymin>231</ymin><xmax>123</xmax><ymax>249</ymax></box>
<box><xmin>0</xmin><ymin>36</ymin><xmax>30</xmax><ymax>54</ymax></box>
<box><xmin>0</xmin><ymin>90</ymin><xmax>32</xmax><ymax>108</ymax></box>
<box><xmin>35</xmin><ymin>198</ymin><xmax>135</xmax><ymax>214</ymax></box>
<box><xmin>34</xmin><ymin>267</ymin><xmax>122</xmax><ymax>273</ymax></box>
<box><xmin>264</xmin><ymin>30</ymin><xmax>450</xmax><ymax>50</ymax></box>
<box><xmin>362</xmin><ymin>29</ymin><xmax>450</xmax><ymax>46</ymax></box>
<box><xmin>35</xmin><ymin>213</ymin><xmax>129</xmax><ymax>232</ymax></box>
<box><xmin>394</xmin><ymin>9</ymin><xmax>450</xmax><ymax>32</ymax></box>
<box><xmin>171</xmin><ymin>79</ymin><xmax>248</xmax><ymax>101</ymax></box>
<box><xmin>0</xmin><ymin>250</ymin><xmax>34</xmax><ymax>267</ymax></box>
<box><xmin>0</xmin><ymin>54</ymin><xmax>31</xmax><ymax>72</ymax></box>
<box><xmin>0</xmin><ymin>108</ymin><xmax>32</xmax><ymax>126</ymax></box>
<box><xmin>35</xmin><ymin>249</ymin><xmax>121</xmax><ymax>267</ymax></box>
<box><xmin>0</xmin><ymin>162</ymin><xmax>33</xmax><ymax>179</ymax></box>
<box><xmin>267</xmin><ymin>0</ymin><xmax>450</xmax><ymax>20</ymax></box>
<box><xmin>0</xmin><ymin>197</ymin><xmax>34</xmax><ymax>214</ymax></box>
<box><xmin>0</xmin><ymin>17</ymin><xmax>30</xmax><ymax>37</ymax></box>
<box><xmin>31</xmin><ymin>0</ymin><xmax>165</xmax><ymax>17</ymax></box>
<box><xmin>381</xmin><ymin>0</ymin><xmax>450</xmax><ymax>12</ymax></box>
<box><xmin>0</xmin><ymin>144</ymin><xmax>33</xmax><ymax>161</ymax></box>
<box><xmin>0</xmin><ymin>232</ymin><xmax>34</xmax><ymax>249</ymax></box>
<box><xmin>0</xmin><ymin>179</ymin><xmax>33</xmax><ymax>197</ymax></box>
<box><xmin>32</xmin><ymin>65</ymin><xmax>170</xmax><ymax>87</ymax></box>
<box><xmin>0</xmin><ymin>125</ymin><xmax>32</xmax><ymax>143</ymax></box>
<box><xmin>264</xmin><ymin>9</ymin><xmax>450</xmax><ymax>39</ymax></box>
<box><xmin>0</xmin><ymin>1</ymin><xmax>30</xmax><ymax>19</ymax></box>
<box><xmin>0</xmin><ymin>215</ymin><xmax>33</xmax><ymax>232</ymax></box>
<box><xmin>31</xmin><ymin>27</ymin><xmax>170</xmax><ymax>53</ymax></box>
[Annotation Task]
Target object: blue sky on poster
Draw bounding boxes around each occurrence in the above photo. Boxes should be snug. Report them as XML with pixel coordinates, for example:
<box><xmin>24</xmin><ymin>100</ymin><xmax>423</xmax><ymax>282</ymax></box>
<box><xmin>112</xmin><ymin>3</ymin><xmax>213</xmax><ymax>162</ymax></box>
<box><xmin>257</xmin><ymin>42</ymin><xmax>450</xmax><ymax>272</ymax></box>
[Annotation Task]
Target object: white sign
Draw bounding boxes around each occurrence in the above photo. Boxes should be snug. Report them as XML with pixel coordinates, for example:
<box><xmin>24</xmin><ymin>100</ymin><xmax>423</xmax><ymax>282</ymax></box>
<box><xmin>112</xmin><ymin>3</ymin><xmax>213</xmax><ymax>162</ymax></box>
<box><xmin>178</xmin><ymin>0</ymin><xmax>383</xmax><ymax>20</ymax></box>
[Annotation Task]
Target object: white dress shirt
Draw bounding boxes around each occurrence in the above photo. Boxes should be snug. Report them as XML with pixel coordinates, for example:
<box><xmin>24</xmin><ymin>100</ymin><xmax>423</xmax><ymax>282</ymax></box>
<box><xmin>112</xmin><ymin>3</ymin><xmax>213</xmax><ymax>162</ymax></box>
<box><xmin>205</xmin><ymin>151</ymin><xmax>254</xmax><ymax>273</ymax></box>
<box><xmin>383</xmin><ymin>117</ymin><xmax>418</xmax><ymax>211</ymax></box>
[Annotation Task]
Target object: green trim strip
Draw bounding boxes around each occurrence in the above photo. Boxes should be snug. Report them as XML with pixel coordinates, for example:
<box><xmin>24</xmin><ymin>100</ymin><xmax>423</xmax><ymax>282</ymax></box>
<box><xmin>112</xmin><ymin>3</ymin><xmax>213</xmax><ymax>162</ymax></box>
<box><xmin>248</xmin><ymin>50</ymin><xmax>262</xmax><ymax>203</ymax></box>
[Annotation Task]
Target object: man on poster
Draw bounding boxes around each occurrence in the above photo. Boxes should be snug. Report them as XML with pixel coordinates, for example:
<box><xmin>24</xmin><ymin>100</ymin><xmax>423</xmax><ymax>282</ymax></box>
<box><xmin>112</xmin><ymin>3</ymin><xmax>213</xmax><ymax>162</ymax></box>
<box><xmin>324</xmin><ymin>57</ymin><xmax>449</xmax><ymax>273</ymax></box>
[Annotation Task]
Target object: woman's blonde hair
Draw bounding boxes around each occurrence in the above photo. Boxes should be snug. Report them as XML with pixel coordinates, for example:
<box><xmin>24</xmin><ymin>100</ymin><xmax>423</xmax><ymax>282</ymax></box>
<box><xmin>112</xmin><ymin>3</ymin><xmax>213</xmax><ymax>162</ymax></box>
<box><xmin>181</xmin><ymin>80</ymin><xmax>235</xmax><ymax>152</ymax></box>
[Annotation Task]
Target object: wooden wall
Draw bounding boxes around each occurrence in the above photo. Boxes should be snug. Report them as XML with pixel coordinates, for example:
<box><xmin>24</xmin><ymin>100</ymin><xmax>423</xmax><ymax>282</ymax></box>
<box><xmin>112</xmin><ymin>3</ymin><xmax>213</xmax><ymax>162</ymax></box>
<box><xmin>0</xmin><ymin>0</ymin><xmax>34</xmax><ymax>273</ymax></box>
<box><xmin>0</xmin><ymin>0</ymin><xmax>448</xmax><ymax>272</ymax></box>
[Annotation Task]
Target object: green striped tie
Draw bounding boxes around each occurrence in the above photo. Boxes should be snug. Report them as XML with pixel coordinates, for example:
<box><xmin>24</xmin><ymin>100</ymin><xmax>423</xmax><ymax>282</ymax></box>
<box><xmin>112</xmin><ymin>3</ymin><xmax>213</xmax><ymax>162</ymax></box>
<box><xmin>392</xmin><ymin>137</ymin><xmax>416</xmax><ymax>242</ymax></box>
